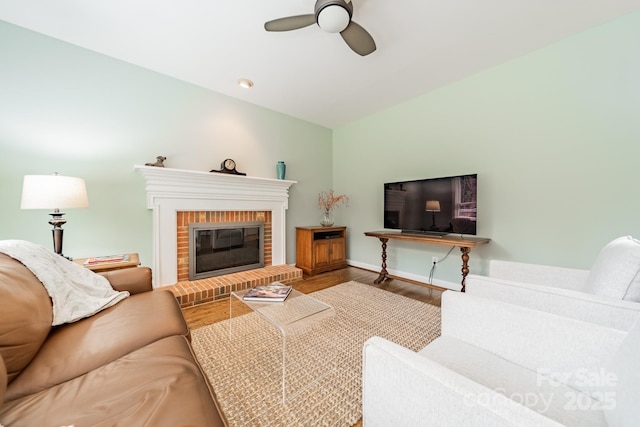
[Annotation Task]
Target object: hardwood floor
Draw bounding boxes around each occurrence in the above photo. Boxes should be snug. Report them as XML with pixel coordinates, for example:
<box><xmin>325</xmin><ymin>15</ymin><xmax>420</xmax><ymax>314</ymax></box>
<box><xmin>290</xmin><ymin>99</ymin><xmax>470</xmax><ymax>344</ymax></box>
<box><xmin>181</xmin><ymin>266</ymin><xmax>444</xmax><ymax>427</ymax></box>
<box><xmin>181</xmin><ymin>266</ymin><xmax>443</xmax><ymax>330</ymax></box>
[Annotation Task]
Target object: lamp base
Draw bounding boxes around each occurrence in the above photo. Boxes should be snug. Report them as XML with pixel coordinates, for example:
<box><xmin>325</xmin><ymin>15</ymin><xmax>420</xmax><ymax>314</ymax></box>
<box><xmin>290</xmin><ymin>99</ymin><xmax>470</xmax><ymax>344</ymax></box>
<box><xmin>49</xmin><ymin>210</ymin><xmax>66</xmax><ymax>256</ymax></box>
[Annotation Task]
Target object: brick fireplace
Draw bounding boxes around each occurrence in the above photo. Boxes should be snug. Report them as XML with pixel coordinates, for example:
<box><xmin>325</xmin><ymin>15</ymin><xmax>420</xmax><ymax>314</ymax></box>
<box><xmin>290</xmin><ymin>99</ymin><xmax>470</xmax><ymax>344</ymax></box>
<box><xmin>135</xmin><ymin>165</ymin><xmax>296</xmax><ymax>288</ymax></box>
<box><xmin>176</xmin><ymin>210</ymin><xmax>272</xmax><ymax>281</ymax></box>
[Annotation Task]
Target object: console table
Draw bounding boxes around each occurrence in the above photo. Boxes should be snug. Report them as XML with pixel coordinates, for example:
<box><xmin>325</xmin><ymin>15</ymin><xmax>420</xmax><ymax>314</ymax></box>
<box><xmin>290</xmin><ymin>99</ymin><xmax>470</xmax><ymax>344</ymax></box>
<box><xmin>364</xmin><ymin>231</ymin><xmax>490</xmax><ymax>292</ymax></box>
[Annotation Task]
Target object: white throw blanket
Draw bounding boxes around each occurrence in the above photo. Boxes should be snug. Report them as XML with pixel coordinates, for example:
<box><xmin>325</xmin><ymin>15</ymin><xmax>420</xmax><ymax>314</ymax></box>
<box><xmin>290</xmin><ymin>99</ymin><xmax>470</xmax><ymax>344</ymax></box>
<box><xmin>0</xmin><ymin>240</ymin><xmax>129</xmax><ymax>326</ymax></box>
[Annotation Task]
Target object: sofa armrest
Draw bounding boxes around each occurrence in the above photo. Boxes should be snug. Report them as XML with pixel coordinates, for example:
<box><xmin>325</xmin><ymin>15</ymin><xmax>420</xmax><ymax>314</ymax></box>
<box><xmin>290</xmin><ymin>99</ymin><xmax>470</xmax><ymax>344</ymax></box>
<box><xmin>489</xmin><ymin>260</ymin><xmax>589</xmax><ymax>292</ymax></box>
<box><xmin>441</xmin><ymin>291</ymin><xmax>624</xmax><ymax>395</ymax></box>
<box><xmin>466</xmin><ymin>274</ymin><xmax>640</xmax><ymax>330</ymax></box>
<box><xmin>1</xmin><ymin>354</ymin><xmax>6</xmax><ymax>405</ymax></box>
<box><xmin>99</xmin><ymin>267</ymin><xmax>152</xmax><ymax>294</ymax></box>
<box><xmin>362</xmin><ymin>336</ymin><xmax>561</xmax><ymax>427</ymax></box>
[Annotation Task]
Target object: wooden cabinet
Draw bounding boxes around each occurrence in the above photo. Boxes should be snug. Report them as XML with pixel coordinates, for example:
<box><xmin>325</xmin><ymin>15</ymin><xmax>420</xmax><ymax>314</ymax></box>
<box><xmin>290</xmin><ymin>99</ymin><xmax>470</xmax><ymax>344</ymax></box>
<box><xmin>295</xmin><ymin>226</ymin><xmax>347</xmax><ymax>276</ymax></box>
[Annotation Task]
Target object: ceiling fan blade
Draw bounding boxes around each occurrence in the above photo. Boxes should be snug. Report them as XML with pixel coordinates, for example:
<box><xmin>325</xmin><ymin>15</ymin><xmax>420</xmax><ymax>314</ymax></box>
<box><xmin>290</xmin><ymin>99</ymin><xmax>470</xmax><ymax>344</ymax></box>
<box><xmin>340</xmin><ymin>21</ymin><xmax>376</xmax><ymax>56</ymax></box>
<box><xmin>264</xmin><ymin>14</ymin><xmax>316</xmax><ymax>32</ymax></box>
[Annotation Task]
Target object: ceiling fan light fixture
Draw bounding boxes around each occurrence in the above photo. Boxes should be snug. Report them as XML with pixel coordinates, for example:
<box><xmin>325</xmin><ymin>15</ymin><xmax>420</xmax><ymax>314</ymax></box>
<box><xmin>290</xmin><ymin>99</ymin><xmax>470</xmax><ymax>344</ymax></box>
<box><xmin>237</xmin><ymin>78</ymin><xmax>254</xmax><ymax>89</ymax></box>
<box><xmin>265</xmin><ymin>0</ymin><xmax>375</xmax><ymax>56</ymax></box>
<box><xmin>317</xmin><ymin>4</ymin><xmax>351</xmax><ymax>33</ymax></box>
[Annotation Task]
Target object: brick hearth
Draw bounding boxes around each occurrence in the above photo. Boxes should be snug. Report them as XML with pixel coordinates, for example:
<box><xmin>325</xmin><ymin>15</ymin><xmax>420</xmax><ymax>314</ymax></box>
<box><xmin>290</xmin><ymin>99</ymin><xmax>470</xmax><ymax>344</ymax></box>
<box><xmin>166</xmin><ymin>264</ymin><xmax>302</xmax><ymax>308</ymax></box>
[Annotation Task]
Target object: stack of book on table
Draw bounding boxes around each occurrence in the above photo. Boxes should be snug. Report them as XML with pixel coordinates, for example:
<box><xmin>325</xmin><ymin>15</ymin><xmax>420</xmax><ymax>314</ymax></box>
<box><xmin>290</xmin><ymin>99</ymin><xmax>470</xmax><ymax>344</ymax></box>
<box><xmin>243</xmin><ymin>282</ymin><xmax>292</xmax><ymax>302</ymax></box>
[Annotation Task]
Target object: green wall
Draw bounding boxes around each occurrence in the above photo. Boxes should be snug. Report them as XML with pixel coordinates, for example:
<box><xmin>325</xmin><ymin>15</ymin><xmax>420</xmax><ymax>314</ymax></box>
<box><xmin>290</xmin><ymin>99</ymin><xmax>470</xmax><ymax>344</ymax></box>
<box><xmin>0</xmin><ymin>21</ymin><xmax>333</xmax><ymax>266</ymax></box>
<box><xmin>2</xmin><ymin>11</ymin><xmax>640</xmax><ymax>290</ymax></box>
<box><xmin>334</xmin><ymin>10</ymin><xmax>640</xmax><ymax>289</ymax></box>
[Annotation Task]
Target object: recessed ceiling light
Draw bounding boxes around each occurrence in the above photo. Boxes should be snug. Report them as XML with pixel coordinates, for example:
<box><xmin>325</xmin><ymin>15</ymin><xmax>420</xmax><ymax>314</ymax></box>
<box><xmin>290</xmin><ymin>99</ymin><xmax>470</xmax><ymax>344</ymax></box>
<box><xmin>237</xmin><ymin>78</ymin><xmax>254</xmax><ymax>89</ymax></box>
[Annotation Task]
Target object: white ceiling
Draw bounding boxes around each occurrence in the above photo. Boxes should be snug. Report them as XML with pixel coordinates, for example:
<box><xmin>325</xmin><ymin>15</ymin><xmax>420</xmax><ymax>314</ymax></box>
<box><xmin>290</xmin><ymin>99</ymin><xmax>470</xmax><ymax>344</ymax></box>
<box><xmin>1</xmin><ymin>0</ymin><xmax>639</xmax><ymax>129</ymax></box>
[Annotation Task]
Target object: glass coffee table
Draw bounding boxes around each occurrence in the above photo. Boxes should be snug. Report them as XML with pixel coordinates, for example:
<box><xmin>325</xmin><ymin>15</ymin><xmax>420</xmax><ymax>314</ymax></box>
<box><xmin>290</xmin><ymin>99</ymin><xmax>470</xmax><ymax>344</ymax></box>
<box><xmin>230</xmin><ymin>287</ymin><xmax>336</xmax><ymax>403</ymax></box>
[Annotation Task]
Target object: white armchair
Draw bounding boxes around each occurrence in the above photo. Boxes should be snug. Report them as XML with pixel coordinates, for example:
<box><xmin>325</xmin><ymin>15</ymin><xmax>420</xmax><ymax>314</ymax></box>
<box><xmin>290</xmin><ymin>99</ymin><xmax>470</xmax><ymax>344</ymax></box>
<box><xmin>362</xmin><ymin>291</ymin><xmax>639</xmax><ymax>427</ymax></box>
<box><xmin>465</xmin><ymin>236</ymin><xmax>640</xmax><ymax>330</ymax></box>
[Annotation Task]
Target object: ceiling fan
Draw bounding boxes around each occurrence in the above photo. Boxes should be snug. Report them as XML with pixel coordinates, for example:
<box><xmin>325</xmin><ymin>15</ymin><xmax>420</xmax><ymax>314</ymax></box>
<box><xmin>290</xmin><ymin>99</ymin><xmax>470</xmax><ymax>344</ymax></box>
<box><xmin>264</xmin><ymin>0</ymin><xmax>376</xmax><ymax>56</ymax></box>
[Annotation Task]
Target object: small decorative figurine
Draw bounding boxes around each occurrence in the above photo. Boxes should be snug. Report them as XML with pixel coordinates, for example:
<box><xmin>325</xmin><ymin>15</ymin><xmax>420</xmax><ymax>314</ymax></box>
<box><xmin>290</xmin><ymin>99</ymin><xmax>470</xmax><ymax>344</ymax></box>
<box><xmin>145</xmin><ymin>156</ymin><xmax>166</xmax><ymax>167</ymax></box>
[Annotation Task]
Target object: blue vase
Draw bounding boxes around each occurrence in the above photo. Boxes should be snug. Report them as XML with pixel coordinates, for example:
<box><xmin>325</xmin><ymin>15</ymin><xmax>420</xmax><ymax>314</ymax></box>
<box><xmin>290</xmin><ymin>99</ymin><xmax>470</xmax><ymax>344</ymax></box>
<box><xmin>276</xmin><ymin>161</ymin><xmax>286</xmax><ymax>179</ymax></box>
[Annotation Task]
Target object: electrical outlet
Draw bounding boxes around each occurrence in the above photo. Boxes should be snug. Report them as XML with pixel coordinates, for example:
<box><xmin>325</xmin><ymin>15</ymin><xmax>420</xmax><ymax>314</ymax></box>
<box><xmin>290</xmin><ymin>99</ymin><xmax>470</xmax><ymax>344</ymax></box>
<box><xmin>432</xmin><ymin>256</ymin><xmax>438</xmax><ymax>264</ymax></box>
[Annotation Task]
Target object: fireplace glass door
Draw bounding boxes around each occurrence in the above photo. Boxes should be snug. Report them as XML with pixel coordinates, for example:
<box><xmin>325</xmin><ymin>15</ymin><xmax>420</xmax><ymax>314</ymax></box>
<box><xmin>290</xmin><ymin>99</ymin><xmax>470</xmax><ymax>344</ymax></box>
<box><xmin>189</xmin><ymin>221</ymin><xmax>264</xmax><ymax>280</ymax></box>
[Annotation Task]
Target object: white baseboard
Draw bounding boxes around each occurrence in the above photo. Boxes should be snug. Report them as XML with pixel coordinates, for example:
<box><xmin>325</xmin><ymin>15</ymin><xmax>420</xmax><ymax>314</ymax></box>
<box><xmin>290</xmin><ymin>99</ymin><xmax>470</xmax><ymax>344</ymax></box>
<box><xmin>346</xmin><ymin>259</ymin><xmax>460</xmax><ymax>291</ymax></box>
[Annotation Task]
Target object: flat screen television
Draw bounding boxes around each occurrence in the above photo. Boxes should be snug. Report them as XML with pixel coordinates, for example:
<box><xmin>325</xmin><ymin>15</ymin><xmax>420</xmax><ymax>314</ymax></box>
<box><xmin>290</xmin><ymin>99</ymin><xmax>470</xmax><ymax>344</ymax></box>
<box><xmin>383</xmin><ymin>174</ymin><xmax>478</xmax><ymax>235</ymax></box>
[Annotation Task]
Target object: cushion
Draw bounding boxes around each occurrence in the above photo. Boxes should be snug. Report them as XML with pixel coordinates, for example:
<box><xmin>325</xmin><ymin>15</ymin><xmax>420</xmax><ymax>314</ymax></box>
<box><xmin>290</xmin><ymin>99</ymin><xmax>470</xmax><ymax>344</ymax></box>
<box><xmin>584</xmin><ymin>236</ymin><xmax>640</xmax><ymax>301</ymax></box>
<box><xmin>421</xmin><ymin>337</ymin><xmax>607</xmax><ymax>427</ymax></box>
<box><xmin>4</xmin><ymin>290</ymin><xmax>188</xmax><ymax>401</ymax></box>
<box><xmin>0</xmin><ymin>336</ymin><xmax>225</xmax><ymax>427</ymax></box>
<box><xmin>1</xmin><ymin>354</ymin><xmax>6</xmax><ymax>404</ymax></box>
<box><xmin>0</xmin><ymin>253</ymin><xmax>52</xmax><ymax>384</ymax></box>
<box><xmin>604</xmin><ymin>319</ymin><xmax>640</xmax><ymax>426</ymax></box>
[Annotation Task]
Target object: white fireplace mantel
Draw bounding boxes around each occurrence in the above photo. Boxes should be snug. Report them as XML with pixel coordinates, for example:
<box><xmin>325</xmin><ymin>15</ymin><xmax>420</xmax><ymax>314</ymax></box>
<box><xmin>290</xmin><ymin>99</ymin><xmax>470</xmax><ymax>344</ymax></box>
<box><xmin>134</xmin><ymin>165</ymin><xmax>296</xmax><ymax>287</ymax></box>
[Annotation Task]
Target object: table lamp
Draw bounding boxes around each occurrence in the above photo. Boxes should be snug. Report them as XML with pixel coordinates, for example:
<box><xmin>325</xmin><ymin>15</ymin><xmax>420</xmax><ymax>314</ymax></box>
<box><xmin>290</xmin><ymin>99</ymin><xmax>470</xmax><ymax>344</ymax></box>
<box><xmin>20</xmin><ymin>173</ymin><xmax>89</xmax><ymax>257</ymax></box>
<box><xmin>425</xmin><ymin>200</ymin><xmax>441</xmax><ymax>228</ymax></box>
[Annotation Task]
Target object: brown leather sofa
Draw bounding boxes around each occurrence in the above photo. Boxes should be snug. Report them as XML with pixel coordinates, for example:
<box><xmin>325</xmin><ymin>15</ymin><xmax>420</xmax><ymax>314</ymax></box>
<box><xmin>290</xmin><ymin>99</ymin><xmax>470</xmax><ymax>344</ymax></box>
<box><xmin>0</xmin><ymin>253</ymin><xmax>227</xmax><ymax>426</ymax></box>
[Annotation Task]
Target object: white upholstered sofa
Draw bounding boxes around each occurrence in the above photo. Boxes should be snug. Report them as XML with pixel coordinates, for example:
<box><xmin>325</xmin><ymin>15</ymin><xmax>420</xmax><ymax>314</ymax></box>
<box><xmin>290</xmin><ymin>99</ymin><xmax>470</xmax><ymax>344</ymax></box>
<box><xmin>465</xmin><ymin>236</ymin><xmax>640</xmax><ymax>330</ymax></box>
<box><xmin>362</xmin><ymin>291</ymin><xmax>639</xmax><ymax>426</ymax></box>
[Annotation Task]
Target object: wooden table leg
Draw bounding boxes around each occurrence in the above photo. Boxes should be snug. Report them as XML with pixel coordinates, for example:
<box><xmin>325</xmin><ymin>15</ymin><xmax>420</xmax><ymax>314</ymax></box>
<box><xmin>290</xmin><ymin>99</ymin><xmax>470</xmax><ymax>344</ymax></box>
<box><xmin>373</xmin><ymin>238</ymin><xmax>389</xmax><ymax>284</ymax></box>
<box><xmin>460</xmin><ymin>247</ymin><xmax>471</xmax><ymax>292</ymax></box>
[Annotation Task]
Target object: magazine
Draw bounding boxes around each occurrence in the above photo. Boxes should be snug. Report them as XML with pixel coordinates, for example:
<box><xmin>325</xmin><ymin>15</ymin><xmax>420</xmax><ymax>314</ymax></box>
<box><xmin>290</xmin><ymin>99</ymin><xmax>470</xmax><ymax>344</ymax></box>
<box><xmin>83</xmin><ymin>254</ymin><xmax>130</xmax><ymax>265</ymax></box>
<box><xmin>243</xmin><ymin>282</ymin><xmax>292</xmax><ymax>302</ymax></box>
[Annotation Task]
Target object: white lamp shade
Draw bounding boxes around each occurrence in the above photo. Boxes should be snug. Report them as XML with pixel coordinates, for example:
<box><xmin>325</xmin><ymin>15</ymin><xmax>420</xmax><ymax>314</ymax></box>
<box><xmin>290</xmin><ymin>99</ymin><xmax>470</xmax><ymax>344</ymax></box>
<box><xmin>425</xmin><ymin>200</ymin><xmax>441</xmax><ymax>212</ymax></box>
<box><xmin>21</xmin><ymin>175</ymin><xmax>89</xmax><ymax>210</ymax></box>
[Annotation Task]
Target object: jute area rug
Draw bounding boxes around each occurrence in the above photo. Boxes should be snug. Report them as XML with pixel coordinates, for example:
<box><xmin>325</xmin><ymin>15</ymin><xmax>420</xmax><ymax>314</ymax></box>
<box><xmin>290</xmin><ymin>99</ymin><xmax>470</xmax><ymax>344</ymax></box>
<box><xmin>191</xmin><ymin>281</ymin><xmax>441</xmax><ymax>427</ymax></box>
